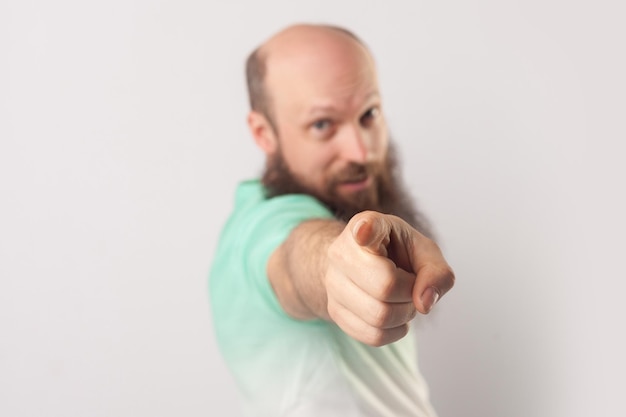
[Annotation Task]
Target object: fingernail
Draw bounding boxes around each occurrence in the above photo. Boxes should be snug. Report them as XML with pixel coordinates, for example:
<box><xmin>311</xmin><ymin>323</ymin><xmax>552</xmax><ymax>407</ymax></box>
<box><xmin>352</xmin><ymin>219</ymin><xmax>367</xmax><ymax>239</ymax></box>
<box><xmin>421</xmin><ymin>287</ymin><xmax>440</xmax><ymax>313</ymax></box>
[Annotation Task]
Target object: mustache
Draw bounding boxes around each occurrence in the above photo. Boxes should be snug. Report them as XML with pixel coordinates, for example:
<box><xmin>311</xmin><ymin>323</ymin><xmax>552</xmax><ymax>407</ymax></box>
<box><xmin>331</xmin><ymin>163</ymin><xmax>375</xmax><ymax>184</ymax></box>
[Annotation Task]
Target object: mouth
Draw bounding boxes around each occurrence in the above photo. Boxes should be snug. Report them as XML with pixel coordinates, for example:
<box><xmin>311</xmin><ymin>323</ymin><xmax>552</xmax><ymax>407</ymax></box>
<box><xmin>337</xmin><ymin>175</ymin><xmax>372</xmax><ymax>193</ymax></box>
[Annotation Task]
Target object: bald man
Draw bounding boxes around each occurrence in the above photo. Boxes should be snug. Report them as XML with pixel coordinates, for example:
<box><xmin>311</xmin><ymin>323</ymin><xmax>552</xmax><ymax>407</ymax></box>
<box><xmin>209</xmin><ymin>24</ymin><xmax>454</xmax><ymax>417</ymax></box>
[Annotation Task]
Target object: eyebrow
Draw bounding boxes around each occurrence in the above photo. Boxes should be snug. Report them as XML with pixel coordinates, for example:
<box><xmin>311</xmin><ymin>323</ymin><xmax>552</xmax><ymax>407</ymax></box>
<box><xmin>306</xmin><ymin>104</ymin><xmax>338</xmax><ymax>117</ymax></box>
<box><xmin>305</xmin><ymin>91</ymin><xmax>381</xmax><ymax>118</ymax></box>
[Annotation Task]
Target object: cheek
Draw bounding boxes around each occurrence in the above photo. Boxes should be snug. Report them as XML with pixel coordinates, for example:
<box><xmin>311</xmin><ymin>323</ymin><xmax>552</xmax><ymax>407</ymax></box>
<box><xmin>361</xmin><ymin>123</ymin><xmax>388</xmax><ymax>158</ymax></box>
<box><xmin>284</xmin><ymin>142</ymin><xmax>334</xmax><ymax>181</ymax></box>
<box><xmin>373</xmin><ymin>125</ymin><xmax>389</xmax><ymax>154</ymax></box>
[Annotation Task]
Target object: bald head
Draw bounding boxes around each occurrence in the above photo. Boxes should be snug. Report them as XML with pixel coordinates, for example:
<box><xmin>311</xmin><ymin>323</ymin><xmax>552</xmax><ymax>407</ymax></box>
<box><xmin>245</xmin><ymin>24</ymin><xmax>374</xmax><ymax>125</ymax></box>
<box><xmin>261</xmin><ymin>24</ymin><xmax>368</xmax><ymax>57</ymax></box>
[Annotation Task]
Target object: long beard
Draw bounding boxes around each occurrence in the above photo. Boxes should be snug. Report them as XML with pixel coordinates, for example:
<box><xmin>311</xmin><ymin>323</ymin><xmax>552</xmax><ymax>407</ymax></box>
<box><xmin>261</xmin><ymin>142</ymin><xmax>434</xmax><ymax>240</ymax></box>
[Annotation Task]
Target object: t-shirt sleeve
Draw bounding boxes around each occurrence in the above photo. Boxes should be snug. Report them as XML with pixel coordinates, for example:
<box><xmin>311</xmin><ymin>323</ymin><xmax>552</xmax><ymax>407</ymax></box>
<box><xmin>239</xmin><ymin>194</ymin><xmax>334</xmax><ymax>317</ymax></box>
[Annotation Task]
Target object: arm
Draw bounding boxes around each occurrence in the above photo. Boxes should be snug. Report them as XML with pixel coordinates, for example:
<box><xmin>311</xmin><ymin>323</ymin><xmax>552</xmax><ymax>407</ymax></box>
<box><xmin>268</xmin><ymin>210</ymin><xmax>455</xmax><ymax>346</ymax></box>
<box><xmin>268</xmin><ymin>218</ymin><xmax>343</xmax><ymax>321</ymax></box>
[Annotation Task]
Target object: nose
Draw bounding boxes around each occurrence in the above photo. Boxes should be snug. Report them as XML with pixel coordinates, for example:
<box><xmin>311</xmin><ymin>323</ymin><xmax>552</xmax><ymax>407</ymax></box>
<box><xmin>338</xmin><ymin>124</ymin><xmax>370</xmax><ymax>163</ymax></box>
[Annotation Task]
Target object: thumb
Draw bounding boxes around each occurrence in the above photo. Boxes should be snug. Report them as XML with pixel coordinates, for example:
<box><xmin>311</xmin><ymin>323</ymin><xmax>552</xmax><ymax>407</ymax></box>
<box><xmin>350</xmin><ymin>211</ymin><xmax>391</xmax><ymax>256</ymax></box>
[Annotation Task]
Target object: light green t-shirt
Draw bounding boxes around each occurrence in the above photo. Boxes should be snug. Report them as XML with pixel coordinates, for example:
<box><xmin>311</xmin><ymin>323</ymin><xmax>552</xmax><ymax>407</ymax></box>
<box><xmin>209</xmin><ymin>180</ymin><xmax>437</xmax><ymax>417</ymax></box>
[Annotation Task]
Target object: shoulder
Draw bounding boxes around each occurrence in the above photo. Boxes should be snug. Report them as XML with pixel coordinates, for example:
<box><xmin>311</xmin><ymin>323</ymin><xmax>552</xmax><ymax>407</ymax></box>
<box><xmin>233</xmin><ymin>179</ymin><xmax>333</xmax><ymax>233</ymax></box>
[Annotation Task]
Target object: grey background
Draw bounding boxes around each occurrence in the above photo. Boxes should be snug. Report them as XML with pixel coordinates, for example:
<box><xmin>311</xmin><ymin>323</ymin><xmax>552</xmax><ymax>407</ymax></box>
<box><xmin>1</xmin><ymin>1</ymin><xmax>625</xmax><ymax>416</ymax></box>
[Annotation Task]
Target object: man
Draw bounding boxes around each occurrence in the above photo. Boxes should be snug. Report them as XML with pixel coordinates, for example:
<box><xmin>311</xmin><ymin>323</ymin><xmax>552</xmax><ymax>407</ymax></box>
<box><xmin>209</xmin><ymin>23</ymin><xmax>455</xmax><ymax>417</ymax></box>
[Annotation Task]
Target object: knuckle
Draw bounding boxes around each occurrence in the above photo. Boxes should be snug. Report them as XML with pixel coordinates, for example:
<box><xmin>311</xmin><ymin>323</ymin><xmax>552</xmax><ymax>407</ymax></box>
<box><xmin>375</xmin><ymin>279</ymin><xmax>394</xmax><ymax>301</ymax></box>
<box><xmin>368</xmin><ymin>301</ymin><xmax>415</xmax><ymax>329</ymax></box>
<box><xmin>363</xmin><ymin>324</ymin><xmax>408</xmax><ymax>347</ymax></box>
<box><xmin>369</xmin><ymin>301</ymin><xmax>393</xmax><ymax>327</ymax></box>
<box><xmin>364</xmin><ymin>327</ymin><xmax>387</xmax><ymax>347</ymax></box>
<box><xmin>326</xmin><ymin>301</ymin><xmax>341</xmax><ymax>322</ymax></box>
<box><xmin>373</xmin><ymin>264</ymin><xmax>397</xmax><ymax>299</ymax></box>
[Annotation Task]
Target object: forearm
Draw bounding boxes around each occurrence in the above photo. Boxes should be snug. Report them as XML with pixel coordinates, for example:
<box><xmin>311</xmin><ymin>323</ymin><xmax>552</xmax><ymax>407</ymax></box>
<box><xmin>268</xmin><ymin>218</ymin><xmax>345</xmax><ymax>321</ymax></box>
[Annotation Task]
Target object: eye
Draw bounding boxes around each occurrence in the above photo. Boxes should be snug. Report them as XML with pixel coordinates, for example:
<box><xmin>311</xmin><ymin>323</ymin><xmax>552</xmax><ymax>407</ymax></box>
<box><xmin>360</xmin><ymin>107</ymin><xmax>379</xmax><ymax>127</ymax></box>
<box><xmin>312</xmin><ymin>119</ymin><xmax>332</xmax><ymax>131</ymax></box>
<box><xmin>309</xmin><ymin>118</ymin><xmax>335</xmax><ymax>140</ymax></box>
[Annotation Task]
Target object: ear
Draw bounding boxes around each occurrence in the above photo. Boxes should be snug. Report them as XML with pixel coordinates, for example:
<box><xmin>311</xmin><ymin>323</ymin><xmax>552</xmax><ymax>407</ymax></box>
<box><xmin>247</xmin><ymin>111</ymin><xmax>278</xmax><ymax>154</ymax></box>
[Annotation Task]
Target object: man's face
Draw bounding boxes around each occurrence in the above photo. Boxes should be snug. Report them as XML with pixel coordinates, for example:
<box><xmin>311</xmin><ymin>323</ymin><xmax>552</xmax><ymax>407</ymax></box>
<box><xmin>263</xmin><ymin>38</ymin><xmax>389</xmax><ymax>214</ymax></box>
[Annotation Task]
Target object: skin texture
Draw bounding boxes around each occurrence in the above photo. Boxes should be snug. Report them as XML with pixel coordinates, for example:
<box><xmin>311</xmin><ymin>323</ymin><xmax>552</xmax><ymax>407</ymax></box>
<box><xmin>247</xmin><ymin>24</ymin><xmax>455</xmax><ymax>347</ymax></box>
<box><xmin>248</xmin><ymin>25</ymin><xmax>386</xmax><ymax>205</ymax></box>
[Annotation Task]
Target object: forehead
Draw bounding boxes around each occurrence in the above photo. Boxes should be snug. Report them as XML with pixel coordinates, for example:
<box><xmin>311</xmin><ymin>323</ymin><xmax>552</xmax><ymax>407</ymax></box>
<box><xmin>264</xmin><ymin>33</ymin><xmax>380</xmax><ymax>115</ymax></box>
